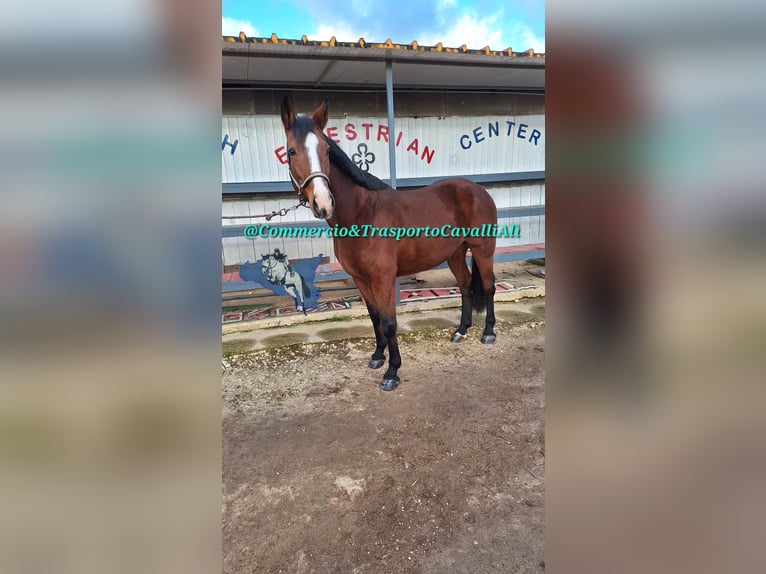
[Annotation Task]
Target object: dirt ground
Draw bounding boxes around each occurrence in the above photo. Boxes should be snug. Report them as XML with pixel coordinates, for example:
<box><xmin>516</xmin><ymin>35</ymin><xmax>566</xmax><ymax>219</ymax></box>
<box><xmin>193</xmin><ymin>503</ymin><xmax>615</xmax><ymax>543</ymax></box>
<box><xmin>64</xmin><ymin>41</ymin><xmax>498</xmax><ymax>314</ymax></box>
<box><xmin>222</xmin><ymin>306</ymin><xmax>545</xmax><ymax>574</ymax></box>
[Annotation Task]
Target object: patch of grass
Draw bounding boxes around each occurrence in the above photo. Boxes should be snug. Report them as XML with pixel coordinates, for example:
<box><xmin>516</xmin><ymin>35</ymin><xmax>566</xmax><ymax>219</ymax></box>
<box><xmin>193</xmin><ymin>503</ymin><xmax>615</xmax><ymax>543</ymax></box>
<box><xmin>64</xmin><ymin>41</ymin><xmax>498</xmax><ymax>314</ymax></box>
<box><xmin>320</xmin><ymin>314</ymin><xmax>356</xmax><ymax>323</ymax></box>
<box><xmin>530</xmin><ymin>304</ymin><xmax>546</xmax><ymax>317</ymax></box>
<box><xmin>496</xmin><ymin>310</ymin><xmax>537</xmax><ymax>325</ymax></box>
<box><xmin>398</xmin><ymin>327</ymin><xmax>453</xmax><ymax>341</ymax></box>
<box><xmin>222</xmin><ymin>339</ymin><xmax>256</xmax><ymax>355</ymax></box>
<box><xmin>405</xmin><ymin>318</ymin><xmax>456</xmax><ymax>332</ymax></box>
<box><xmin>317</xmin><ymin>326</ymin><xmax>374</xmax><ymax>341</ymax></box>
<box><xmin>260</xmin><ymin>332</ymin><xmax>311</xmax><ymax>347</ymax></box>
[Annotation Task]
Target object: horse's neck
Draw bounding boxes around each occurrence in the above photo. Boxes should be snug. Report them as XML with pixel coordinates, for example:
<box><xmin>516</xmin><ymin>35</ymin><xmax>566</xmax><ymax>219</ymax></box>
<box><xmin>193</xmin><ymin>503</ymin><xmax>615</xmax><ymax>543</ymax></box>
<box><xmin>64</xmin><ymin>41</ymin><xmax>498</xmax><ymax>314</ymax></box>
<box><xmin>328</xmin><ymin>166</ymin><xmax>379</xmax><ymax>227</ymax></box>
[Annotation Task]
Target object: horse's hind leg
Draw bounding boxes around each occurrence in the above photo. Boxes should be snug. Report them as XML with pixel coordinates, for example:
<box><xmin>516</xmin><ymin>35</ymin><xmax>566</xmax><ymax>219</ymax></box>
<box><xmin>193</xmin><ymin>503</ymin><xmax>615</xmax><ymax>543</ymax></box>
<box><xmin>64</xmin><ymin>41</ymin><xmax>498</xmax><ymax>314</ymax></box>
<box><xmin>473</xmin><ymin>251</ymin><xmax>497</xmax><ymax>344</ymax></box>
<box><xmin>286</xmin><ymin>284</ymin><xmax>301</xmax><ymax>311</ymax></box>
<box><xmin>379</xmin><ymin>309</ymin><xmax>401</xmax><ymax>391</ymax></box>
<box><xmin>447</xmin><ymin>244</ymin><xmax>472</xmax><ymax>342</ymax></box>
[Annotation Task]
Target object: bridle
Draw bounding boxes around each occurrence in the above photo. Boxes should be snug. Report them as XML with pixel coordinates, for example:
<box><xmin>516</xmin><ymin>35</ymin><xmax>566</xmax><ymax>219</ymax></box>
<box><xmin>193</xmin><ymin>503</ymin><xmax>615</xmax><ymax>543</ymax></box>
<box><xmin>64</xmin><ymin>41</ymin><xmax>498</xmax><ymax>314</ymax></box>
<box><xmin>288</xmin><ymin>169</ymin><xmax>332</xmax><ymax>207</ymax></box>
<box><xmin>287</xmin><ymin>155</ymin><xmax>332</xmax><ymax>207</ymax></box>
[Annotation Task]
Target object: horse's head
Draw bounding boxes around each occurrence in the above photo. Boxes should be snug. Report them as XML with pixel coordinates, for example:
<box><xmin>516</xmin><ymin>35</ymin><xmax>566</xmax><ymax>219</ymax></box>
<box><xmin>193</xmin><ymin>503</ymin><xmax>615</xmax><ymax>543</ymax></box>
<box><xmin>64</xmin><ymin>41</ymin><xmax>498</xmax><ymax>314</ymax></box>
<box><xmin>281</xmin><ymin>97</ymin><xmax>335</xmax><ymax>220</ymax></box>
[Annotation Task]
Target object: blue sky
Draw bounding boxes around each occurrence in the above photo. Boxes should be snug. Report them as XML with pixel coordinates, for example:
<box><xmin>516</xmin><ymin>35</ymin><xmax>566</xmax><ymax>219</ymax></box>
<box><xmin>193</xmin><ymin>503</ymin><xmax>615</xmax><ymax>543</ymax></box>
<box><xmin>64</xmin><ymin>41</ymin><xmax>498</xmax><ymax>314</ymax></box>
<box><xmin>222</xmin><ymin>0</ymin><xmax>544</xmax><ymax>52</ymax></box>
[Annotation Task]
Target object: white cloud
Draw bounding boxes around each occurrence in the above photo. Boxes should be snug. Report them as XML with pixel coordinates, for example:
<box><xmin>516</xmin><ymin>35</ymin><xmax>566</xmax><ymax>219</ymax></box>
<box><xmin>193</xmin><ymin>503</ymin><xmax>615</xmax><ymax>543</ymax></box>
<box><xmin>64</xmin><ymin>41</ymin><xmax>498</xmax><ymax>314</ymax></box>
<box><xmin>508</xmin><ymin>22</ymin><xmax>545</xmax><ymax>53</ymax></box>
<box><xmin>222</xmin><ymin>17</ymin><xmax>258</xmax><ymax>38</ymax></box>
<box><xmin>420</xmin><ymin>13</ymin><xmax>503</xmax><ymax>50</ymax></box>
<box><xmin>415</xmin><ymin>4</ymin><xmax>545</xmax><ymax>53</ymax></box>
<box><xmin>308</xmin><ymin>23</ymin><xmax>369</xmax><ymax>43</ymax></box>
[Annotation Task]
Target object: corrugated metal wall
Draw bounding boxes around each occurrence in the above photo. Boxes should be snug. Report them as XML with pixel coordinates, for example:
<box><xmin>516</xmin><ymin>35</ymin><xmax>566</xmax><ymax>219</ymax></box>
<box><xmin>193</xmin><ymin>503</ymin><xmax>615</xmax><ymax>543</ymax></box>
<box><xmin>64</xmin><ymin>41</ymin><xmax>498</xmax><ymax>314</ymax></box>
<box><xmin>222</xmin><ymin>114</ymin><xmax>544</xmax><ymax>182</ymax></box>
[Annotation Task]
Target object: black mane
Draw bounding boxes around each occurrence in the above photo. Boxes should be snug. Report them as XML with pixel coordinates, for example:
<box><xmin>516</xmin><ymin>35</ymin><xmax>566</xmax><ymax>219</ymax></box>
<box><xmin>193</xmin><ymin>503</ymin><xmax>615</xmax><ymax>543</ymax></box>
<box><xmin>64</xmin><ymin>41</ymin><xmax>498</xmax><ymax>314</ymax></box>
<box><xmin>325</xmin><ymin>136</ymin><xmax>389</xmax><ymax>191</ymax></box>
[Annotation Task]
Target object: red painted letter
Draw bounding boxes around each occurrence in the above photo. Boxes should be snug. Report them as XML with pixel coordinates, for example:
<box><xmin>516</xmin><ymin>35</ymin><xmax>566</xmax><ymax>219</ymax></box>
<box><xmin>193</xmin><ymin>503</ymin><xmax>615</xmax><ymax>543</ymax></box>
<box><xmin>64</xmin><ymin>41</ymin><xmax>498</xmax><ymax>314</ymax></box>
<box><xmin>275</xmin><ymin>146</ymin><xmax>288</xmax><ymax>165</ymax></box>
<box><xmin>361</xmin><ymin>123</ymin><xmax>373</xmax><ymax>139</ymax></box>
<box><xmin>421</xmin><ymin>146</ymin><xmax>435</xmax><ymax>164</ymax></box>
<box><xmin>326</xmin><ymin>126</ymin><xmax>340</xmax><ymax>142</ymax></box>
<box><xmin>377</xmin><ymin>125</ymin><xmax>389</xmax><ymax>142</ymax></box>
<box><xmin>406</xmin><ymin>138</ymin><xmax>419</xmax><ymax>155</ymax></box>
<box><xmin>344</xmin><ymin>123</ymin><xmax>357</xmax><ymax>141</ymax></box>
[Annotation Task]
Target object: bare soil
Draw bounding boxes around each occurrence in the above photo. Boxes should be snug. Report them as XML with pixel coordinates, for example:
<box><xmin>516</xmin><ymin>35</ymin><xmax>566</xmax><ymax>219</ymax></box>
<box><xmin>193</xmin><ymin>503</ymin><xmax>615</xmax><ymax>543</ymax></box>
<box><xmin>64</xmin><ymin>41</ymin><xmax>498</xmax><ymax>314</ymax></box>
<box><xmin>222</xmin><ymin>313</ymin><xmax>545</xmax><ymax>573</ymax></box>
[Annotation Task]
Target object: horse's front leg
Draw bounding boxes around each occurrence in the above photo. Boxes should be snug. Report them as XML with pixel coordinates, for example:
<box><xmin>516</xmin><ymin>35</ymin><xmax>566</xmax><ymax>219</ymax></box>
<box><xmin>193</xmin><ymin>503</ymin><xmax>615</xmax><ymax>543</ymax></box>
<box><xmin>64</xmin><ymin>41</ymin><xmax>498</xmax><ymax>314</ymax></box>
<box><xmin>286</xmin><ymin>272</ymin><xmax>304</xmax><ymax>311</ymax></box>
<box><xmin>356</xmin><ymin>280</ymin><xmax>386</xmax><ymax>369</ymax></box>
<box><xmin>359</xmin><ymin>274</ymin><xmax>401</xmax><ymax>391</ymax></box>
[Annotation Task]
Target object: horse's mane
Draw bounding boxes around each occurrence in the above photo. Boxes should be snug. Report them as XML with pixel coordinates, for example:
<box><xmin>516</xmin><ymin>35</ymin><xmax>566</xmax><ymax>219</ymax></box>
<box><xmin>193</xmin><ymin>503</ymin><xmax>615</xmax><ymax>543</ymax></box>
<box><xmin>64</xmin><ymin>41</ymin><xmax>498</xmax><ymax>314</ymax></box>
<box><xmin>325</xmin><ymin>136</ymin><xmax>389</xmax><ymax>191</ymax></box>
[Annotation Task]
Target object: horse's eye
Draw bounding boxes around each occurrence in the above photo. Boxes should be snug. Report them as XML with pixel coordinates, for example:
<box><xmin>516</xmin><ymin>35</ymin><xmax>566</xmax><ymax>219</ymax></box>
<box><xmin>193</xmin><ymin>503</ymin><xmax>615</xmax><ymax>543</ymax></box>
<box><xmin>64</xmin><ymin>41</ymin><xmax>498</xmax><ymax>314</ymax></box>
<box><xmin>287</xmin><ymin>147</ymin><xmax>297</xmax><ymax>157</ymax></box>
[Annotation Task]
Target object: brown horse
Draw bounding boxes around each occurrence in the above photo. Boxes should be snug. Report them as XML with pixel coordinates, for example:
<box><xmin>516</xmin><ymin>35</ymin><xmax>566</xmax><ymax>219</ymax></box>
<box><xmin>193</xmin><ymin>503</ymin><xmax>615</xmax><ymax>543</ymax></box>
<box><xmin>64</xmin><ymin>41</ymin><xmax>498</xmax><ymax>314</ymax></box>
<box><xmin>281</xmin><ymin>97</ymin><xmax>498</xmax><ymax>391</ymax></box>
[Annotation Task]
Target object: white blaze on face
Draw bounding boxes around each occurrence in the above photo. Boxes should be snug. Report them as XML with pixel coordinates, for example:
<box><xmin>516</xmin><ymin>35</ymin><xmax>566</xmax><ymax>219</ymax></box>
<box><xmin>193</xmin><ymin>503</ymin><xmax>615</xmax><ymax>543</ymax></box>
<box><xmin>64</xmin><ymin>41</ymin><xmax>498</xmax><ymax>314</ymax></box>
<box><xmin>303</xmin><ymin>132</ymin><xmax>333</xmax><ymax>217</ymax></box>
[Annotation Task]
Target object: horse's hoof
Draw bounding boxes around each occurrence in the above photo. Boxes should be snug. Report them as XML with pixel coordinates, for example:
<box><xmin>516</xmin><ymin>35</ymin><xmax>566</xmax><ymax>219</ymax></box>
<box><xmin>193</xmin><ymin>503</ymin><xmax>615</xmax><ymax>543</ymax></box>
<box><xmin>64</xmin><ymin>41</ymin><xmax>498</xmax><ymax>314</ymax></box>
<box><xmin>379</xmin><ymin>378</ymin><xmax>400</xmax><ymax>392</ymax></box>
<box><xmin>368</xmin><ymin>358</ymin><xmax>385</xmax><ymax>369</ymax></box>
<box><xmin>480</xmin><ymin>334</ymin><xmax>496</xmax><ymax>344</ymax></box>
<box><xmin>451</xmin><ymin>331</ymin><xmax>467</xmax><ymax>343</ymax></box>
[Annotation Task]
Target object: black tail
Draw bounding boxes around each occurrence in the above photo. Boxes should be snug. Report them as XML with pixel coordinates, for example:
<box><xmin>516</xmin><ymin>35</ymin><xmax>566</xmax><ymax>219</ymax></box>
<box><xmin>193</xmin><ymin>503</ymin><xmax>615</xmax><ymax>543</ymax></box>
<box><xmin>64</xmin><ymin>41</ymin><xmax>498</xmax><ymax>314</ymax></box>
<box><xmin>471</xmin><ymin>259</ymin><xmax>487</xmax><ymax>313</ymax></box>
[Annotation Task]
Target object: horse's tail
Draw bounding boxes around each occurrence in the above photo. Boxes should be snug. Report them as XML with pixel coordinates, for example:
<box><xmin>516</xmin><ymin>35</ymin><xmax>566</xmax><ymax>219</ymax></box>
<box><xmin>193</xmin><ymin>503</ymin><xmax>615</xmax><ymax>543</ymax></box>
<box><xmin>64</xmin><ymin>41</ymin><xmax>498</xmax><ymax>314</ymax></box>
<box><xmin>471</xmin><ymin>258</ymin><xmax>487</xmax><ymax>313</ymax></box>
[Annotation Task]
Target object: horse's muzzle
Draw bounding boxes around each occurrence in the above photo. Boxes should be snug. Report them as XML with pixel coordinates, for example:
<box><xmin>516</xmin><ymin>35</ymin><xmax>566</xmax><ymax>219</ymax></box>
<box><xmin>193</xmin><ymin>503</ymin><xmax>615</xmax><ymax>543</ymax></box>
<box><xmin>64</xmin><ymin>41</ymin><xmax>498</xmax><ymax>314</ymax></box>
<box><xmin>311</xmin><ymin>194</ymin><xmax>334</xmax><ymax>220</ymax></box>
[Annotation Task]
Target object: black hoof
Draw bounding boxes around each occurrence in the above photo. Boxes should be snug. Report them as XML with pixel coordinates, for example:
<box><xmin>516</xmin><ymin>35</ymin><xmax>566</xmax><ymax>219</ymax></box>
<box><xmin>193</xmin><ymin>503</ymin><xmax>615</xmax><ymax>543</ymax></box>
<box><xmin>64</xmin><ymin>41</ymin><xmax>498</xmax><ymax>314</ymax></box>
<box><xmin>451</xmin><ymin>331</ymin><xmax>467</xmax><ymax>343</ymax></box>
<box><xmin>368</xmin><ymin>358</ymin><xmax>385</xmax><ymax>369</ymax></box>
<box><xmin>480</xmin><ymin>334</ymin><xmax>496</xmax><ymax>344</ymax></box>
<box><xmin>379</xmin><ymin>378</ymin><xmax>400</xmax><ymax>392</ymax></box>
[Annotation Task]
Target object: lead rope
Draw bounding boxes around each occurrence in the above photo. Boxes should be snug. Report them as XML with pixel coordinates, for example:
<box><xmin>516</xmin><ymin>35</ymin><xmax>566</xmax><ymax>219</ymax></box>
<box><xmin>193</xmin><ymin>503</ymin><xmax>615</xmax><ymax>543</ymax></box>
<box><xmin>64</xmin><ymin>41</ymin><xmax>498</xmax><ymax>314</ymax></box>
<box><xmin>223</xmin><ymin>163</ymin><xmax>326</xmax><ymax>222</ymax></box>
<box><xmin>221</xmin><ymin>199</ymin><xmax>307</xmax><ymax>222</ymax></box>
<box><xmin>222</xmin><ymin>165</ymin><xmax>309</xmax><ymax>221</ymax></box>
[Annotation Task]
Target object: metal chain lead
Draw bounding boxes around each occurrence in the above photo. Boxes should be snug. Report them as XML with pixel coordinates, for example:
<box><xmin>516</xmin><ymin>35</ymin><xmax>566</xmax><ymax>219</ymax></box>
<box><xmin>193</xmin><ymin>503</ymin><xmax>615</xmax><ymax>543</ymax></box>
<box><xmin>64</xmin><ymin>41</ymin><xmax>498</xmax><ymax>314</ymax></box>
<box><xmin>221</xmin><ymin>199</ymin><xmax>307</xmax><ymax>222</ymax></box>
<box><xmin>223</xmin><ymin>161</ymin><xmax>315</xmax><ymax>222</ymax></box>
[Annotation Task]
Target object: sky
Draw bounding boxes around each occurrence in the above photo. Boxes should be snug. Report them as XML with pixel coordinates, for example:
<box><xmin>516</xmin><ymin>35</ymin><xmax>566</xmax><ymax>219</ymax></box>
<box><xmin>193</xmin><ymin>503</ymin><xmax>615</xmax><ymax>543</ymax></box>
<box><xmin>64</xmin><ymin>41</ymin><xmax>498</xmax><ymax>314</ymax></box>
<box><xmin>222</xmin><ymin>0</ymin><xmax>544</xmax><ymax>53</ymax></box>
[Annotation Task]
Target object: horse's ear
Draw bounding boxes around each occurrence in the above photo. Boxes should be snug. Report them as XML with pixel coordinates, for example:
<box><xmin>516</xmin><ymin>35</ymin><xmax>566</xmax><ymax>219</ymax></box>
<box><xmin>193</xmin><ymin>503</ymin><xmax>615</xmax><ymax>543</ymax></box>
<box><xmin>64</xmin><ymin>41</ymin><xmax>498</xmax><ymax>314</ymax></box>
<box><xmin>281</xmin><ymin>97</ymin><xmax>295</xmax><ymax>130</ymax></box>
<box><xmin>312</xmin><ymin>98</ymin><xmax>329</xmax><ymax>130</ymax></box>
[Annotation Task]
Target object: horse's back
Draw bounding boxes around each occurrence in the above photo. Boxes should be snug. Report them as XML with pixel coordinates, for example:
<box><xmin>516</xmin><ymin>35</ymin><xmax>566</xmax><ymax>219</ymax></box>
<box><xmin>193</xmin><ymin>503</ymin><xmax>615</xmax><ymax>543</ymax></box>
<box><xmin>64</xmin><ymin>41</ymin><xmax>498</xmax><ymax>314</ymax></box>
<box><xmin>437</xmin><ymin>177</ymin><xmax>495</xmax><ymax>202</ymax></box>
<box><xmin>405</xmin><ymin>177</ymin><xmax>497</xmax><ymax>224</ymax></box>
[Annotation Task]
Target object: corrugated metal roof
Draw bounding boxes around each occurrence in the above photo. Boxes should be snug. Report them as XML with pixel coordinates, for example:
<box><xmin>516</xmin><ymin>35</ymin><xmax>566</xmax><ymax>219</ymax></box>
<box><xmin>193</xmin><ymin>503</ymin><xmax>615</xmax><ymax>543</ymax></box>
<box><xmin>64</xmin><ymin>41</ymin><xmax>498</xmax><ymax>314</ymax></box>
<box><xmin>223</xmin><ymin>33</ymin><xmax>544</xmax><ymax>92</ymax></box>
<box><xmin>223</xmin><ymin>33</ymin><xmax>544</xmax><ymax>59</ymax></box>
